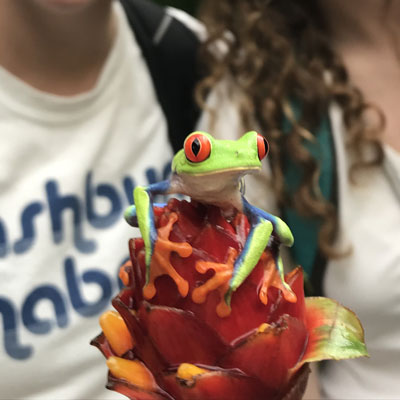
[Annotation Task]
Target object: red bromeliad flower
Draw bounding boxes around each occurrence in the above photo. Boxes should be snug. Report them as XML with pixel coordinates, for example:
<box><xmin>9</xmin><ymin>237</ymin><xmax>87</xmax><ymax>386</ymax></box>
<box><xmin>92</xmin><ymin>199</ymin><xmax>367</xmax><ymax>400</ymax></box>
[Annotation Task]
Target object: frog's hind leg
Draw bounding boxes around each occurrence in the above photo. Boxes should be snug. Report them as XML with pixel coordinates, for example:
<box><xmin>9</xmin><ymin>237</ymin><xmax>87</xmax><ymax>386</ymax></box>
<box><xmin>273</xmin><ymin>253</ymin><xmax>297</xmax><ymax>302</ymax></box>
<box><xmin>258</xmin><ymin>246</ymin><xmax>297</xmax><ymax>305</ymax></box>
<box><xmin>231</xmin><ymin>197</ymin><xmax>296</xmax><ymax>306</ymax></box>
<box><xmin>226</xmin><ymin>216</ymin><xmax>273</xmax><ymax>306</ymax></box>
<box><xmin>133</xmin><ymin>181</ymin><xmax>170</xmax><ymax>284</ymax></box>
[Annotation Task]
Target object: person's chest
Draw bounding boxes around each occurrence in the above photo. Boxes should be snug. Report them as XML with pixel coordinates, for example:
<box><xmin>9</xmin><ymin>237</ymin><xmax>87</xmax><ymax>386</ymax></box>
<box><xmin>0</xmin><ymin>64</ymin><xmax>174</xmax><ymax>399</ymax></box>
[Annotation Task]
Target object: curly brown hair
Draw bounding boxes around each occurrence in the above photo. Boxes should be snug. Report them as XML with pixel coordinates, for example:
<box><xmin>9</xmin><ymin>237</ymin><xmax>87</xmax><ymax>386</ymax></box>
<box><xmin>196</xmin><ymin>0</ymin><xmax>384</xmax><ymax>259</ymax></box>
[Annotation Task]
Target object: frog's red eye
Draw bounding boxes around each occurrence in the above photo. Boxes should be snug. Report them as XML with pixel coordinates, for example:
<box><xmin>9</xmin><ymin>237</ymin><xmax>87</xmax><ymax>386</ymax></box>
<box><xmin>184</xmin><ymin>133</ymin><xmax>211</xmax><ymax>163</ymax></box>
<box><xmin>257</xmin><ymin>133</ymin><xmax>269</xmax><ymax>160</ymax></box>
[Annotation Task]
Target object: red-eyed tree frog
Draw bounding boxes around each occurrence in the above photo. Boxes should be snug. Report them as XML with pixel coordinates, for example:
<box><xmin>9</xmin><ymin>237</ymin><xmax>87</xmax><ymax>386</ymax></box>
<box><xmin>125</xmin><ymin>131</ymin><xmax>295</xmax><ymax>308</ymax></box>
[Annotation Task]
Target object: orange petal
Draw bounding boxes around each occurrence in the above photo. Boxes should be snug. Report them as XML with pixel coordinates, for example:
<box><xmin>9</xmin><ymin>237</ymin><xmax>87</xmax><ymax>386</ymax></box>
<box><xmin>176</xmin><ymin>363</ymin><xmax>209</xmax><ymax>382</ymax></box>
<box><xmin>106</xmin><ymin>357</ymin><xmax>157</xmax><ymax>392</ymax></box>
<box><xmin>100</xmin><ymin>311</ymin><xmax>134</xmax><ymax>356</ymax></box>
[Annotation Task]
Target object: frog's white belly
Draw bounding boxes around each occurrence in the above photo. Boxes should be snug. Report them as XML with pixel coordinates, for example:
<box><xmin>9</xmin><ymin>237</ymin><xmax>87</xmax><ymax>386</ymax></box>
<box><xmin>170</xmin><ymin>172</ymin><xmax>244</xmax><ymax>211</ymax></box>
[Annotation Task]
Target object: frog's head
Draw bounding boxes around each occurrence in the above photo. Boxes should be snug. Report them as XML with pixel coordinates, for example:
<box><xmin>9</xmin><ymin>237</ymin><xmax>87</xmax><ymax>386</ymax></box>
<box><xmin>172</xmin><ymin>131</ymin><xmax>269</xmax><ymax>177</ymax></box>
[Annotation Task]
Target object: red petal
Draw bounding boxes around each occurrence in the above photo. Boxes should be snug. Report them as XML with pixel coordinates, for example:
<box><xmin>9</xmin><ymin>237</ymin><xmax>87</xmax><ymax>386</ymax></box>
<box><xmin>107</xmin><ymin>374</ymin><xmax>172</xmax><ymax>400</ymax></box>
<box><xmin>158</xmin><ymin>202</ymin><xmax>279</xmax><ymax>343</ymax></box>
<box><xmin>138</xmin><ymin>302</ymin><xmax>229</xmax><ymax>366</ymax></box>
<box><xmin>90</xmin><ymin>332</ymin><xmax>115</xmax><ymax>359</ymax></box>
<box><xmin>171</xmin><ymin>203</ymin><xmax>290</xmax><ymax>343</ymax></box>
<box><xmin>168</xmin><ymin>199</ymin><xmax>206</xmax><ymax>243</ymax></box>
<box><xmin>219</xmin><ymin>314</ymin><xmax>308</xmax><ymax>390</ymax></box>
<box><xmin>169</xmin><ymin>200</ymin><xmax>239</xmax><ymax>262</ymax></box>
<box><xmin>185</xmin><ymin>260</ymin><xmax>276</xmax><ymax>344</ymax></box>
<box><xmin>112</xmin><ymin>297</ymin><xmax>167</xmax><ymax>376</ymax></box>
<box><xmin>282</xmin><ymin>364</ymin><xmax>310</xmax><ymax>400</ymax></box>
<box><xmin>163</xmin><ymin>368</ymin><xmax>269</xmax><ymax>400</ymax></box>
<box><xmin>129</xmin><ymin>238</ymin><xmax>145</xmax><ymax>308</ymax></box>
<box><xmin>118</xmin><ymin>287</ymin><xmax>138</xmax><ymax>311</ymax></box>
<box><xmin>205</xmin><ymin>205</ymin><xmax>236</xmax><ymax>236</ymax></box>
<box><xmin>127</xmin><ymin>200</ymin><xmax>300</xmax><ymax>345</ymax></box>
<box><xmin>190</xmin><ymin>223</ymin><xmax>239</xmax><ymax>262</ymax></box>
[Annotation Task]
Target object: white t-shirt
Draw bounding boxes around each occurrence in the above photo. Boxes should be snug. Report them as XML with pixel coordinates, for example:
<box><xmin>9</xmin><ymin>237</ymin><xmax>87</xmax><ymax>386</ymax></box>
<box><xmin>319</xmin><ymin>105</ymin><xmax>400</xmax><ymax>400</ymax></box>
<box><xmin>0</xmin><ymin>3</ymin><xmax>181</xmax><ymax>399</ymax></box>
<box><xmin>200</xmin><ymin>85</ymin><xmax>400</xmax><ymax>399</ymax></box>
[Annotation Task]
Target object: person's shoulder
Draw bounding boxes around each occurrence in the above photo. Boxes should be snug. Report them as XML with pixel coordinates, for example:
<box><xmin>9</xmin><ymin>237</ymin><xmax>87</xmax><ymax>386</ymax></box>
<box><xmin>118</xmin><ymin>0</ymin><xmax>205</xmax><ymax>41</ymax></box>
<box><xmin>165</xmin><ymin>6</ymin><xmax>206</xmax><ymax>41</ymax></box>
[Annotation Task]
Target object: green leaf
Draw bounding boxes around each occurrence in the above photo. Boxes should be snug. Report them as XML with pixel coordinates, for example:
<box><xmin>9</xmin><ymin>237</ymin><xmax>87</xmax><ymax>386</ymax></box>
<box><xmin>297</xmin><ymin>297</ymin><xmax>368</xmax><ymax>367</ymax></box>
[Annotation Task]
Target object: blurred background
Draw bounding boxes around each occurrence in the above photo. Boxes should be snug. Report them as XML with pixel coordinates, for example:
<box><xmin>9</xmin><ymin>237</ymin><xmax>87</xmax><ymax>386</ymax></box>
<box><xmin>153</xmin><ymin>0</ymin><xmax>200</xmax><ymax>15</ymax></box>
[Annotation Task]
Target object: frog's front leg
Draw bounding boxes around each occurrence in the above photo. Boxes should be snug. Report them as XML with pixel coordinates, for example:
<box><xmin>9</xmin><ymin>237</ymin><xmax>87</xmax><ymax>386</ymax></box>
<box><xmin>227</xmin><ymin>207</ymin><xmax>273</xmax><ymax>303</ymax></box>
<box><xmin>252</xmin><ymin>203</ymin><xmax>294</xmax><ymax>247</ymax></box>
<box><xmin>226</xmin><ymin>197</ymin><xmax>295</xmax><ymax>305</ymax></box>
<box><xmin>243</xmin><ymin>200</ymin><xmax>296</xmax><ymax>302</ymax></box>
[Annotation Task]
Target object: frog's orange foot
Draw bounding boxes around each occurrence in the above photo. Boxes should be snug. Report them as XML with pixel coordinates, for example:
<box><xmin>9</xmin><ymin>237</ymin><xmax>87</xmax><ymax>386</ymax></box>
<box><xmin>192</xmin><ymin>247</ymin><xmax>237</xmax><ymax>318</ymax></box>
<box><xmin>143</xmin><ymin>212</ymin><xmax>192</xmax><ymax>300</ymax></box>
<box><xmin>119</xmin><ymin>260</ymin><xmax>133</xmax><ymax>287</ymax></box>
<box><xmin>258</xmin><ymin>252</ymin><xmax>297</xmax><ymax>305</ymax></box>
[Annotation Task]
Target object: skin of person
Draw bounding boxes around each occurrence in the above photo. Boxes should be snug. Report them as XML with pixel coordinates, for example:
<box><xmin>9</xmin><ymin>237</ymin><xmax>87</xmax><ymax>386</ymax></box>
<box><xmin>0</xmin><ymin>0</ymin><xmax>115</xmax><ymax>96</ymax></box>
<box><xmin>319</xmin><ymin>0</ymin><xmax>400</xmax><ymax>152</ymax></box>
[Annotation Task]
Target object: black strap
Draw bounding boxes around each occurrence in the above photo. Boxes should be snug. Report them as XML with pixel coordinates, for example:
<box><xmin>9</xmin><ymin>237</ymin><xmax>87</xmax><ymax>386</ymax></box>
<box><xmin>119</xmin><ymin>0</ymin><xmax>201</xmax><ymax>153</ymax></box>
